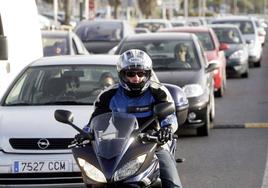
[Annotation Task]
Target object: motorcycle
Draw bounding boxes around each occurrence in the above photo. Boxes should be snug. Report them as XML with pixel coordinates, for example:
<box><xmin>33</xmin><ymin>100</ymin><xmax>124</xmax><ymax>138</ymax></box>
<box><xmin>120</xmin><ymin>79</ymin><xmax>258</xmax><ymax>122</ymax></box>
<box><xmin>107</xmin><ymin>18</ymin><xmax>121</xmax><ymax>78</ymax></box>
<box><xmin>54</xmin><ymin>102</ymin><xmax>178</xmax><ymax>188</ymax></box>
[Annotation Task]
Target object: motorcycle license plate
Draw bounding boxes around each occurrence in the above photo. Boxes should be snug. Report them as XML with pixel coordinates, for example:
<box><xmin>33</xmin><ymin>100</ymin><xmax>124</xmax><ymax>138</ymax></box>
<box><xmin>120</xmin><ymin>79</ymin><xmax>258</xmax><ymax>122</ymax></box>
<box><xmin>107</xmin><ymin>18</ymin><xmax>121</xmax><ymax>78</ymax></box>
<box><xmin>13</xmin><ymin>160</ymin><xmax>69</xmax><ymax>173</ymax></box>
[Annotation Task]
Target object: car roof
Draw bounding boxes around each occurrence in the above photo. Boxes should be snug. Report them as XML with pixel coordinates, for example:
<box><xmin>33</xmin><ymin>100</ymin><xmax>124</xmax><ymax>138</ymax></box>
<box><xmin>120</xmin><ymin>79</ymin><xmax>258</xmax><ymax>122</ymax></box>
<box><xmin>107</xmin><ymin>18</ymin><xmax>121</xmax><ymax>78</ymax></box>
<box><xmin>30</xmin><ymin>55</ymin><xmax>119</xmax><ymax>67</ymax></box>
<box><xmin>212</xmin><ymin>16</ymin><xmax>254</xmax><ymax>22</ymax></box>
<box><xmin>137</xmin><ymin>19</ymin><xmax>171</xmax><ymax>23</ymax></box>
<box><xmin>160</xmin><ymin>26</ymin><xmax>211</xmax><ymax>33</ymax></box>
<box><xmin>124</xmin><ymin>32</ymin><xmax>194</xmax><ymax>41</ymax></box>
<box><xmin>42</xmin><ymin>30</ymin><xmax>71</xmax><ymax>36</ymax></box>
<box><xmin>209</xmin><ymin>24</ymin><xmax>240</xmax><ymax>29</ymax></box>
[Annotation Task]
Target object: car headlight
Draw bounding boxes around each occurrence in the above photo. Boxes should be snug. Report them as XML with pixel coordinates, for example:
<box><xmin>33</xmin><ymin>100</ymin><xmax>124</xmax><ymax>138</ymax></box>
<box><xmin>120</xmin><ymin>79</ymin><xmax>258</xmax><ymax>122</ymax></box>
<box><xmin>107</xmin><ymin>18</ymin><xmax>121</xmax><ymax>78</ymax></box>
<box><xmin>229</xmin><ymin>50</ymin><xmax>244</xmax><ymax>59</ymax></box>
<box><xmin>113</xmin><ymin>154</ymin><xmax>147</xmax><ymax>181</ymax></box>
<box><xmin>77</xmin><ymin>158</ymin><xmax>107</xmax><ymax>183</ymax></box>
<box><xmin>182</xmin><ymin>84</ymin><xmax>204</xmax><ymax>98</ymax></box>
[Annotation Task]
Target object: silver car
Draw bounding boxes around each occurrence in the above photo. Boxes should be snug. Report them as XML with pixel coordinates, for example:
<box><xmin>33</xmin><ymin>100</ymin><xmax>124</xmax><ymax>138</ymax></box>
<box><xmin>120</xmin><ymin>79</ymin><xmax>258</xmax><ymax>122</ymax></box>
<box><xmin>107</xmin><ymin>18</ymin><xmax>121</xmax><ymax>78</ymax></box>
<box><xmin>212</xmin><ymin>16</ymin><xmax>262</xmax><ymax>67</ymax></box>
<box><xmin>0</xmin><ymin>55</ymin><xmax>119</xmax><ymax>187</ymax></box>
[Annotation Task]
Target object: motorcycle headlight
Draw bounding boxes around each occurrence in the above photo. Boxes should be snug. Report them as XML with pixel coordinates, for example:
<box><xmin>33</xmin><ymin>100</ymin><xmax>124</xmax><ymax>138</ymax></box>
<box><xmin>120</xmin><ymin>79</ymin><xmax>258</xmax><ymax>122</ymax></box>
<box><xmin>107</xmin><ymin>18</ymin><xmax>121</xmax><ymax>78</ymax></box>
<box><xmin>229</xmin><ymin>50</ymin><xmax>244</xmax><ymax>59</ymax></box>
<box><xmin>77</xmin><ymin>158</ymin><xmax>107</xmax><ymax>183</ymax></box>
<box><xmin>182</xmin><ymin>84</ymin><xmax>204</xmax><ymax>98</ymax></box>
<box><xmin>113</xmin><ymin>154</ymin><xmax>147</xmax><ymax>181</ymax></box>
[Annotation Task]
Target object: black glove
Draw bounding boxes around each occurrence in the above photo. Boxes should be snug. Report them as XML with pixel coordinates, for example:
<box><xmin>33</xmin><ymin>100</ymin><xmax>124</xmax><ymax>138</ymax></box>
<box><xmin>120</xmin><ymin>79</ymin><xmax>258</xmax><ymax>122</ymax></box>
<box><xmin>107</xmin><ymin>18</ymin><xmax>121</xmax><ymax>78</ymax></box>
<box><xmin>73</xmin><ymin>133</ymin><xmax>87</xmax><ymax>144</ymax></box>
<box><xmin>157</xmin><ymin>127</ymin><xmax>173</xmax><ymax>144</ymax></box>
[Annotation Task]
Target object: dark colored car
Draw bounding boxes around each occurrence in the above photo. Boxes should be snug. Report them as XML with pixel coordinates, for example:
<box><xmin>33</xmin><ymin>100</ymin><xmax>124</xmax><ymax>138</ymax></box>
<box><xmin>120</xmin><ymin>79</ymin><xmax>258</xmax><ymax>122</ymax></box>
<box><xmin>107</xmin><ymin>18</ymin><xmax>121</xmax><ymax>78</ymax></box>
<box><xmin>210</xmin><ymin>24</ymin><xmax>249</xmax><ymax>78</ymax></box>
<box><xmin>75</xmin><ymin>19</ymin><xmax>135</xmax><ymax>54</ymax></box>
<box><xmin>42</xmin><ymin>30</ymin><xmax>89</xmax><ymax>57</ymax></box>
<box><xmin>159</xmin><ymin>26</ymin><xmax>228</xmax><ymax>97</ymax></box>
<box><xmin>115</xmin><ymin>33</ymin><xmax>218</xmax><ymax>136</ymax></box>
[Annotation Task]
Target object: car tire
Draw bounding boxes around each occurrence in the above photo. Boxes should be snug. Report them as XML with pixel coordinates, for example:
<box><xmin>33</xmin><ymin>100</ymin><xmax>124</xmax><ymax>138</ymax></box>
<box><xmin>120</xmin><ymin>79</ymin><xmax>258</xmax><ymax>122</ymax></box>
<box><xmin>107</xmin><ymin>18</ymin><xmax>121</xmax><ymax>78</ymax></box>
<box><xmin>197</xmin><ymin>106</ymin><xmax>210</xmax><ymax>136</ymax></box>
<box><xmin>210</xmin><ymin>93</ymin><xmax>215</xmax><ymax>121</ymax></box>
<box><xmin>254</xmin><ymin>59</ymin><xmax>261</xmax><ymax>67</ymax></box>
<box><xmin>215</xmin><ymin>85</ymin><xmax>223</xmax><ymax>97</ymax></box>
<box><xmin>241</xmin><ymin>70</ymin><xmax>249</xmax><ymax>78</ymax></box>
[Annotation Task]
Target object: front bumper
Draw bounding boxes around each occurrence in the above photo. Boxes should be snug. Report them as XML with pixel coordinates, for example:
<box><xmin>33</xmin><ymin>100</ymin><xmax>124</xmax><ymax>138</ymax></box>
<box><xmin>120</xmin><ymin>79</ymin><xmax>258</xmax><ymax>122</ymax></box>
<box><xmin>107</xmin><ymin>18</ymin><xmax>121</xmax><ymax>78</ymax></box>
<box><xmin>226</xmin><ymin>59</ymin><xmax>248</xmax><ymax>76</ymax></box>
<box><xmin>181</xmin><ymin>95</ymin><xmax>209</xmax><ymax>129</ymax></box>
<box><xmin>0</xmin><ymin>151</ymin><xmax>83</xmax><ymax>187</ymax></box>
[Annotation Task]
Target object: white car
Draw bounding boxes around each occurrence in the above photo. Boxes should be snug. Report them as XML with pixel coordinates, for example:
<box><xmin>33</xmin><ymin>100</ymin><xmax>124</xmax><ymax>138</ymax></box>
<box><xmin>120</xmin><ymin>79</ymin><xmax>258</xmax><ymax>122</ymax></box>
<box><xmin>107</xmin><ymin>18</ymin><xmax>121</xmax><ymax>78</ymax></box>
<box><xmin>212</xmin><ymin>16</ymin><xmax>263</xmax><ymax>67</ymax></box>
<box><xmin>0</xmin><ymin>55</ymin><xmax>119</xmax><ymax>187</ymax></box>
<box><xmin>0</xmin><ymin>55</ymin><xmax>188</xmax><ymax>187</ymax></box>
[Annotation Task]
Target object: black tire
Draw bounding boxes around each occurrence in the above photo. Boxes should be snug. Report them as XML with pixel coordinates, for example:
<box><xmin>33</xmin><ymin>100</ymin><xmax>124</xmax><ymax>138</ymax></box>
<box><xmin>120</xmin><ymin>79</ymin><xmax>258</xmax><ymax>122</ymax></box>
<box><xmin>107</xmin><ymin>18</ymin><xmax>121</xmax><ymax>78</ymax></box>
<box><xmin>254</xmin><ymin>60</ymin><xmax>261</xmax><ymax>67</ymax></box>
<box><xmin>215</xmin><ymin>86</ymin><xmax>223</xmax><ymax>97</ymax></box>
<box><xmin>241</xmin><ymin>71</ymin><xmax>248</xmax><ymax>78</ymax></box>
<box><xmin>197</xmin><ymin>106</ymin><xmax>210</xmax><ymax>136</ymax></box>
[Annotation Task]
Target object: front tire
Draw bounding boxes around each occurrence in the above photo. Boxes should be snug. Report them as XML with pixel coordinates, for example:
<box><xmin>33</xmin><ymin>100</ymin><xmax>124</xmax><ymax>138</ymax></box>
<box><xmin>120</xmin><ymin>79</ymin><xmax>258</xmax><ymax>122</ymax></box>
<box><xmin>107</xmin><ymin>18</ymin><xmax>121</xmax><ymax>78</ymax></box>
<box><xmin>197</xmin><ymin>106</ymin><xmax>210</xmax><ymax>136</ymax></box>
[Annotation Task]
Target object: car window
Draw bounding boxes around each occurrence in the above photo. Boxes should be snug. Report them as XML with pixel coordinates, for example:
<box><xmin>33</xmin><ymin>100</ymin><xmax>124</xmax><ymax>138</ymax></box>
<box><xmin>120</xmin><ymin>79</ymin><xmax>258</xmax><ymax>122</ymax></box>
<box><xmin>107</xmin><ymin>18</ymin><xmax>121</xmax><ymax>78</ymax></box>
<box><xmin>76</xmin><ymin>22</ymin><xmax>123</xmax><ymax>42</ymax></box>
<box><xmin>136</xmin><ymin>22</ymin><xmax>167</xmax><ymax>32</ymax></box>
<box><xmin>193</xmin><ymin>32</ymin><xmax>215</xmax><ymax>51</ymax></box>
<box><xmin>118</xmin><ymin>40</ymin><xmax>201</xmax><ymax>70</ymax></box>
<box><xmin>4</xmin><ymin>65</ymin><xmax>118</xmax><ymax>106</ymax></box>
<box><xmin>213</xmin><ymin>28</ymin><xmax>242</xmax><ymax>44</ymax></box>
<box><xmin>42</xmin><ymin>35</ymin><xmax>70</xmax><ymax>56</ymax></box>
<box><xmin>213</xmin><ymin>20</ymin><xmax>254</xmax><ymax>34</ymax></box>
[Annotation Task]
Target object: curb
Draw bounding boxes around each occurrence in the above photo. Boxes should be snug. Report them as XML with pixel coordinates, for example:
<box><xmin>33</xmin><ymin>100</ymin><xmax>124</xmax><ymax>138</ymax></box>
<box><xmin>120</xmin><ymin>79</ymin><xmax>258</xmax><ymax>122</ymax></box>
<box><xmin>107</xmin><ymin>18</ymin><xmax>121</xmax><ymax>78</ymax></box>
<box><xmin>213</xmin><ymin>123</ymin><xmax>268</xmax><ymax>129</ymax></box>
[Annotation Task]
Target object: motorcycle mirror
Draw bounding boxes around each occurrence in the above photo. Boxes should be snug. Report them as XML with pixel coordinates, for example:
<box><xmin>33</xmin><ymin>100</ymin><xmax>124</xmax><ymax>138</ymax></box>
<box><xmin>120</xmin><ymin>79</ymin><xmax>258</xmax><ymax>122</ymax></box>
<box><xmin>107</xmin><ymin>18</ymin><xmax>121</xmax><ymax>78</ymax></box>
<box><xmin>54</xmin><ymin>109</ymin><xmax>86</xmax><ymax>134</ymax></box>
<box><xmin>154</xmin><ymin>102</ymin><xmax>175</xmax><ymax>120</ymax></box>
<box><xmin>54</xmin><ymin>109</ymin><xmax>74</xmax><ymax>124</ymax></box>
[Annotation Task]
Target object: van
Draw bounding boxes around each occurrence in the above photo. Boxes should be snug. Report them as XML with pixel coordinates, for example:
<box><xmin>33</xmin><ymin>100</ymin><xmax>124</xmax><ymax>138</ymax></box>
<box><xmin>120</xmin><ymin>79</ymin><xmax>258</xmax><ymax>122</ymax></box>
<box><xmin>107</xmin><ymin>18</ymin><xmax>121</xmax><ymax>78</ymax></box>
<box><xmin>0</xmin><ymin>0</ymin><xmax>43</xmax><ymax>95</ymax></box>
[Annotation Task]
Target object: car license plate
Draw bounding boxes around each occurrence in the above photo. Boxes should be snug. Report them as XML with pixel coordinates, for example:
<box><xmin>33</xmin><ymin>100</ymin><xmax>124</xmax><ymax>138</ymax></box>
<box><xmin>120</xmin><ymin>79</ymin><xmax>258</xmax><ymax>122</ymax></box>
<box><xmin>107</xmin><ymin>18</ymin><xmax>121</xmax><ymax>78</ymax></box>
<box><xmin>13</xmin><ymin>160</ymin><xmax>69</xmax><ymax>173</ymax></box>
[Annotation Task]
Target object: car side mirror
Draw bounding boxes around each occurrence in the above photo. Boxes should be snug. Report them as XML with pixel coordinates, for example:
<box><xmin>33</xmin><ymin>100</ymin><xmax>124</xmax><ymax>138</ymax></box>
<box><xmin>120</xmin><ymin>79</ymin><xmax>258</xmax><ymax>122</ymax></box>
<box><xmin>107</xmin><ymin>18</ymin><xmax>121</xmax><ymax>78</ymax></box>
<box><xmin>246</xmin><ymin>39</ymin><xmax>253</xmax><ymax>44</ymax></box>
<box><xmin>219</xmin><ymin>43</ymin><xmax>229</xmax><ymax>51</ymax></box>
<box><xmin>206</xmin><ymin>61</ymin><xmax>219</xmax><ymax>73</ymax></box>
<box><xmin>0</xmin><ymin>35</ymin><xmax>8</xmax><ymax>60</ymax></box>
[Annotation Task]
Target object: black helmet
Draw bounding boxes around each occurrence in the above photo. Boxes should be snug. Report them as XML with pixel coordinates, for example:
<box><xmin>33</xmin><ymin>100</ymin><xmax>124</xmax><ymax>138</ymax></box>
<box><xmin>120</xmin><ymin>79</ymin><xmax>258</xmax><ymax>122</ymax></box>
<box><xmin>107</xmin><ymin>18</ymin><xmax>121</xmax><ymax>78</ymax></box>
<box><xmin>117</xmin><ymin>49</ymin><xmax>152</xmax><ymax>96</ymax></box>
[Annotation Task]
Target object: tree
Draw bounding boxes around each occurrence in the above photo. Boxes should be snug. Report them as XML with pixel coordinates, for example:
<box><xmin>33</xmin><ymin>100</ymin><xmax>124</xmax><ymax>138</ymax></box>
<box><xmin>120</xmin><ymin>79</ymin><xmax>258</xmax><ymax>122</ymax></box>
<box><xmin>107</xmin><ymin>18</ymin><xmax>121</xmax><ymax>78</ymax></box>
<box><xmin>137</xmin><ymin>0</ymin><xmax>157</xmax><ymax>19</ymax></box>
<box><xmin>63</xmin><ymin>0</ymin><xmax>72</xmax><ymax>25</ymax></box>
<box><xmin>108</xmin><ymin>0</ymin><xmax>121</xmax><ymax>19</ymax></box>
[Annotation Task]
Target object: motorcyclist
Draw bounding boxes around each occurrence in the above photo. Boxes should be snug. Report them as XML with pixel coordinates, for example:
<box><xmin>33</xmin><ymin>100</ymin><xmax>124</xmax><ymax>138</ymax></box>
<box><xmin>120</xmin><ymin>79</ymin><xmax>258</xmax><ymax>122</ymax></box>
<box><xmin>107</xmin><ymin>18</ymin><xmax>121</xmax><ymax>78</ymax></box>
<box><xmin>83</xmin><ymin>49</ymin><xmax>182</xmax><ymax>188</ymax></box>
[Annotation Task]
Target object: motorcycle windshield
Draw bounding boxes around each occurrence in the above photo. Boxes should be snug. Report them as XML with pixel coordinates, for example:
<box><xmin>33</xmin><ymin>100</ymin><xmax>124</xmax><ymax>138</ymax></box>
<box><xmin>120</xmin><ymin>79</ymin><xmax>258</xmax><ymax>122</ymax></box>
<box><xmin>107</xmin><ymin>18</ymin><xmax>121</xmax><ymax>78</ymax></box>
<box><xmin>90</xmin><ymin>112</ymin><xmax>138</xmax><ymax>159</ymax></box>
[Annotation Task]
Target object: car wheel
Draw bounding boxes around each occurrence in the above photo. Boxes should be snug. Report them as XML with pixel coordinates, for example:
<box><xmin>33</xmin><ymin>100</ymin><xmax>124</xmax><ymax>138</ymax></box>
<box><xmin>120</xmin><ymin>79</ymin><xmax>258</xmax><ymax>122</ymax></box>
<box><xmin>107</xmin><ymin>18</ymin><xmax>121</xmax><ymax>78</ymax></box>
<box><xmin>197</xmin><ymin>106</ymin><xmax>210</xmax><ymax>136</ymax></box>
<box><xmin>215</xmin><ymin>85</ymin><xmax>223</xmax><ymax>97</ymax></box>
<box><xmin>254</xmin><ymin>59</ymin><xmax>261</xmax><ymax>67</ymax></box>
<box><xmin>241</xmin><ymin>70</ymin><xmax>249</xmax><ymax>78</ymax></box>
<box><xmin>210</xmin><ymin>93</ymin><xmax>215</xmax><ymax>121</ymax></box>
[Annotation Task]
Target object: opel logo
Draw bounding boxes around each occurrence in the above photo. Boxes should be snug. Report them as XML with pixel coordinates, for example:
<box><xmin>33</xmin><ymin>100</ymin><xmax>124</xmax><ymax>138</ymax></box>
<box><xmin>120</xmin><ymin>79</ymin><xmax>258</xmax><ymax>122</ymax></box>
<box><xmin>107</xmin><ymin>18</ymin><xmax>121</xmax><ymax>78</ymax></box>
<box><xmin>37</xmin><ymin>138</ymin><xmax>50</xmax><ymax>149</ymax></box>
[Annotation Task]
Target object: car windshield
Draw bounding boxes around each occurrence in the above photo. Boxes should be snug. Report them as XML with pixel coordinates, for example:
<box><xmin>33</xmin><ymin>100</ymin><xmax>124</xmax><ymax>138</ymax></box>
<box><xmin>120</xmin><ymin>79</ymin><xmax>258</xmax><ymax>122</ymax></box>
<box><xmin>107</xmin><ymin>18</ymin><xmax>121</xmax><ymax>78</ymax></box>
<box><xmin>42</xmin><ymin>34</ymin><xmax>70</xmax><ymax>56</ymax></box>
<box><xmin>76</xmin><ymin>22</ymin><xmax>123</xmax><ymax>42</ymax></box>
<box><xmin>213</xmin><ymin>28</ymin><xmax>242</xmax><ymax>44</ymax></box>
<box><xmin>136</xmin><ymin>22</ymin><xmax>167</xmax><ymax>32</ymax></box>
<box><xmin>90</xmin><ymin>112</ymin><xmax>138</xmax><ymax>158</ymax></box>
<box><xmin>118</xmin><ymin>40</ymin><xmax>201</xmax><ymax>70</ymax></box>
<box><xmin>4</xmin><ymin>65</ymin><xmax>118</xmax><ymax>106</ymax></box>
<box><xmin>193</xmin><ymin>32</ymin><xmax>215</xmax><ymax>51</ymax></box>
<box><xmin>213</xmin><ymin>20</ymin><xmax>254</xmax><ymax>34</ymax></box>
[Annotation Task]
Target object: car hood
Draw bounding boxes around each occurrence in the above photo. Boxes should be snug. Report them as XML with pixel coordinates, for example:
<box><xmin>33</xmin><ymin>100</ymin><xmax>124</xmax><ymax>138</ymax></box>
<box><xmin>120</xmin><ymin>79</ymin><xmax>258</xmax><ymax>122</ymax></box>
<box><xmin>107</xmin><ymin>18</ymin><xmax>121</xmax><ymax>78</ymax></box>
<box><xmin>0</xmin><ymin>106</ymin><xmax>94</xmax><ymax>153</ymax></box>
<box><xmin>224</xmin><ymin>44</ymin><xmax>245</xmax><ymax>57</ymax></box>
<box><xmin>155</xmin><ymin>69</ymin><xmax>204</xmax><ymax>88</ymax></box>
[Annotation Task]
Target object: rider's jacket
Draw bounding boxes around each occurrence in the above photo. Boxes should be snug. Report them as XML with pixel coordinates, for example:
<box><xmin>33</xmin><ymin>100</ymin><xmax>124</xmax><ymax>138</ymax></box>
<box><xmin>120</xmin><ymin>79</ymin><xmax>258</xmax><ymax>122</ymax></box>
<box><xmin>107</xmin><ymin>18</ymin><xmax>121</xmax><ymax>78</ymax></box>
<box><xmin>86</xmin><ymin>82</ymin><xmax>178</xmax><ymax>132</ymax></box>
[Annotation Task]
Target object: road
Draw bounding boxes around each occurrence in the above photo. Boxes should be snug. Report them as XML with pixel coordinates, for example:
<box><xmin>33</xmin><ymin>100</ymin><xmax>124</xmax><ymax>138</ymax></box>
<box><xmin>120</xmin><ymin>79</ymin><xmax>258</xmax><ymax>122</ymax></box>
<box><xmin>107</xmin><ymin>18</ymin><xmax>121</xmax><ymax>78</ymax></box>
<box><xmin>176</xmin><ymin>45</ymin><xmax>268</xmax><ymax>188</ymax></box>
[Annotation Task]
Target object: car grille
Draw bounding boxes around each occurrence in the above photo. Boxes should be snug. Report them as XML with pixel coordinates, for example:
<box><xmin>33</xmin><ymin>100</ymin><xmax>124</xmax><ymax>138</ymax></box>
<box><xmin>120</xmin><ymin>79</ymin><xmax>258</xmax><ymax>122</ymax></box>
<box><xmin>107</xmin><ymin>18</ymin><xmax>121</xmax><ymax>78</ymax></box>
<box><xmin>9</xmin><ymin>138</ymin><xmax>74</xmax><ymax>150</ymax></box>
<box><xmin>0</xmin><ymin>172</ymin><xmax>83</xmax><ymax>185</ymax></box>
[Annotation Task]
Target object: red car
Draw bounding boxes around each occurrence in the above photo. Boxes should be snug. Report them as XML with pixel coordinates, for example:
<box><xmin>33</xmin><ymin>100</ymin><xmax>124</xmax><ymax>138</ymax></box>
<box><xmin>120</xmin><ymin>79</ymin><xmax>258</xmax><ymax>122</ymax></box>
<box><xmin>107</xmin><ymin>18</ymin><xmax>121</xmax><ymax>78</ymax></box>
<box><xmin>159</xmin><ymin>26</ymin><xmax>228</xmax><ymax>97</ymax></box>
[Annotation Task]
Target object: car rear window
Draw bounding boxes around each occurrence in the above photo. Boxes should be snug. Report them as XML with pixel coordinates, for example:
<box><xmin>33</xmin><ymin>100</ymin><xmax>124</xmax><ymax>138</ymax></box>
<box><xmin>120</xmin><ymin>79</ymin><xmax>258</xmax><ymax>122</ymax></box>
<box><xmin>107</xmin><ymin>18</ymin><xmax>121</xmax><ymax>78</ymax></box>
<box><xmin>75</xmin><ymin>22</ymin><xmax>123</xmax><ymax>42</ymax></box>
